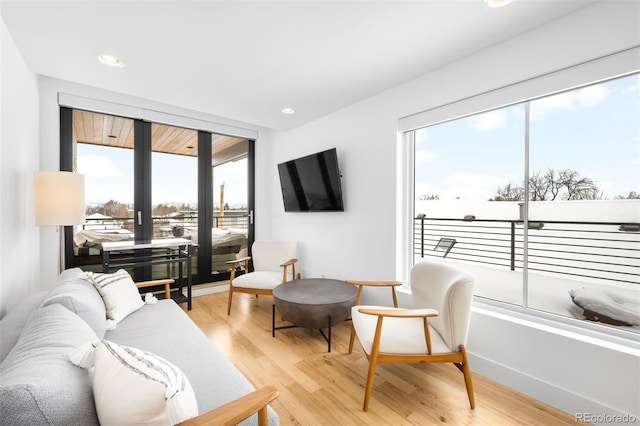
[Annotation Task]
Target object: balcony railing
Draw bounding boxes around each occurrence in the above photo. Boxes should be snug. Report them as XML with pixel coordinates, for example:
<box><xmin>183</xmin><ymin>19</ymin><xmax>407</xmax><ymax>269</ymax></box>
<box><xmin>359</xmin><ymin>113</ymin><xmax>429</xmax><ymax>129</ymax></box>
<box><xmin>414</xmin><ymin>217</ymin><xmax>640</xmax><ymax>286</ymax></box>
<box><xmin>83</xmin><ymin>212</ymin><xmax>249</xmax><ymax>238</ymax></box>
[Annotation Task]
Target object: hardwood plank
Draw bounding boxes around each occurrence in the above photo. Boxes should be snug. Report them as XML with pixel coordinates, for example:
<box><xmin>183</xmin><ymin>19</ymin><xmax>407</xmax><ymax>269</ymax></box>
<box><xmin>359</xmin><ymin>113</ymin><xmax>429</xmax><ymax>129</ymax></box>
<box><xmin>185</xmin><ymin>291</ymin><xmax>578</xmax><ymax>425</ymax></box>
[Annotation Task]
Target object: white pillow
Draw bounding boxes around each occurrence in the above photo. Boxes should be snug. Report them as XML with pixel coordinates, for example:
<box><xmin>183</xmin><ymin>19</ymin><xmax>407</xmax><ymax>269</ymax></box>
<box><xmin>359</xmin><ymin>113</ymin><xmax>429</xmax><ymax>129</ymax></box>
<box><xmin>70</xmin><ymin>340</ymin><xmax>198</xmax><ymax>425</ymax></box>
<box><xmin>86</xmin><ymin>269</ymin><xmax>144</xmax><ymax>323</ymax></box>
<box><xmin>569</xmin><ymin>286</ymin><xmax>640</xmax><ymax>326</ymax></box>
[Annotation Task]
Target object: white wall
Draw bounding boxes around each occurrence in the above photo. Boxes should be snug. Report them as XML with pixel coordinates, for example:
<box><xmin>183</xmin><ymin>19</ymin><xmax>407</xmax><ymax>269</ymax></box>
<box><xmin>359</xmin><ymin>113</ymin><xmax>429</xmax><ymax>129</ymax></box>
<box><xmin>0</xmin><ymin>17</ymin><xmax>41</xmax><ymax>317</ymax></box>
<box><xmin>262</xmin><ymin>1</ymin><xmax>640</xmax><ymax>423</ymax></box>
<box><xmin>262</xmin><ymin>105</ymin><xmax>399</xmax><ymax>281</ymax></box>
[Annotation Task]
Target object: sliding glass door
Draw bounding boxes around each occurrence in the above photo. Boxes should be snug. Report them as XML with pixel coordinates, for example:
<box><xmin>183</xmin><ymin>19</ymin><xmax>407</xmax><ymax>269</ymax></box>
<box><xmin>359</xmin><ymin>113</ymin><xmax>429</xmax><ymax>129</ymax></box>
<box><xmin>61</xmin><ymin>107</ymin><xmax>254</xmax><ymax>285</ymax></box>
<box><xmin>211</xmin><ymin>137</ymin><xmax>249</xmax><ymax>276</ymax></box>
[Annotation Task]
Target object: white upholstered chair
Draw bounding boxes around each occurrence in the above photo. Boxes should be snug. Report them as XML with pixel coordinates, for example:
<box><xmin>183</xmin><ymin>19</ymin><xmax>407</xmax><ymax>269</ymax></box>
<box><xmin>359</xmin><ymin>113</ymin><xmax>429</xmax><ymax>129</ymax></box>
<box><xmin>350</xmin><ymin>260</ymin><xmax>475</xmax><ymax>411</ymax></box>
<box><xmin>226</xmin><ymin>241</ymin><xmax>299</xmax><ymax>315</ymax></box>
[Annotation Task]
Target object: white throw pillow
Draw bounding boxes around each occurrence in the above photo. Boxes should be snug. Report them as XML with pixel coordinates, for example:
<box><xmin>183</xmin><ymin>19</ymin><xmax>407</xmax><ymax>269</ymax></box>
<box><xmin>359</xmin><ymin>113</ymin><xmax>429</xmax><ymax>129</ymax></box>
<box><xmin>70</xmin><ymin>340</ymin><xmax>198</xmax><ymax>426</ymax></box>
<box><xmin>569</xmin><ymin>286</ymin><xmax>640</xmax><ymax>326</ymax></box>
<box><xmin>86</xmin><ymin>269</ymin><xmax>144</xmax><ymax>323</ymax></box>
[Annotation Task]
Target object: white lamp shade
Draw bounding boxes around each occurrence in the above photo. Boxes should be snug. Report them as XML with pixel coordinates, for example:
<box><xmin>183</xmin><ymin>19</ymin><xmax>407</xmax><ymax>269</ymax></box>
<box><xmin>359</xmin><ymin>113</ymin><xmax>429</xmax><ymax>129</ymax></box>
<box><xmin>35</xmin><ymin>171</ymin><xmax>85</xmax><ymax>226</ymax></box>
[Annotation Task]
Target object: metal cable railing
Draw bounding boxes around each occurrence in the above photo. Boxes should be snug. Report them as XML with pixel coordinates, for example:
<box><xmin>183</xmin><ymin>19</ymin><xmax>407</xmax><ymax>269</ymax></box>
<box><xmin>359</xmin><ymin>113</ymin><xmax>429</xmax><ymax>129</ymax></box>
<box><xmin>414</xmin><ymin>217</ymin><xmax>640</xmax><ymax>285</ymax></box>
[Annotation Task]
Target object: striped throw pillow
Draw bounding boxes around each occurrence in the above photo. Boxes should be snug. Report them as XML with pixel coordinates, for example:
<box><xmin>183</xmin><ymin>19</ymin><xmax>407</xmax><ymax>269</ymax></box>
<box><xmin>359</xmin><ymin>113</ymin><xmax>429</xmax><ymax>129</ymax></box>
<box><xmin>71</xmin><ymin>340</ymin><xmax>198</xmax><ymax>425</ymax></box>
<box><xmin>86</xmin><ymin>269</ymin><xmax>144</xmax><ymax>323</ymax></box>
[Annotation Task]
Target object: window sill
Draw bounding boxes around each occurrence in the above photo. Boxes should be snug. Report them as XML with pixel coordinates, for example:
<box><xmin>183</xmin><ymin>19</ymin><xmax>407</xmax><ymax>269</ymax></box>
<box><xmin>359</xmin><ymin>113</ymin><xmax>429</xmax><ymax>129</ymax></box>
<box><xmin>471</xmin><ymin>297</ymin><xmax>640</xmax><ymax>356</ymax></box>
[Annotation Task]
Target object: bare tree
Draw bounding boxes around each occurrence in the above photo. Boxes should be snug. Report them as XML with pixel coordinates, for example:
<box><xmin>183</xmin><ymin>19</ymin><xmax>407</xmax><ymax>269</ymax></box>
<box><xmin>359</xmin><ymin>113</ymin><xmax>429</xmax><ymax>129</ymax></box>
<box><xmin>614</xmin><ymin>191</ymin><xmax>640</xmax><ymax>199</ymax></box>
<box><xmin>529</xmin><ymin>170</ymin><xmax>552</xmax><ymax>201</ymax></box>
<box><xmin>544</xmin><ymin>168</ymin><xmax>563</xmax><ymax>201</ymax></box>
<box><xmin>558</xmin><ymin>169</ymin><xmax>599</xmax><ymax>200</ymax></box>
<box><xmin>489</xmin><ymin>183</ymin><xmax>524</xmax><ymax>201</ymax></box>
<box><xmin>419</xmin><ymin>193</ymin><xmax>440</xmax><ymax>200</ymax></box>
<box><xmin>86</xmin><ymin>199</ymin><xmax>132</xmax><ymax>218</ymax></box>
<box><xmin>489</xmin><ymin>168</ymin><xmax>602</xmax><ymax>201</ymax></box>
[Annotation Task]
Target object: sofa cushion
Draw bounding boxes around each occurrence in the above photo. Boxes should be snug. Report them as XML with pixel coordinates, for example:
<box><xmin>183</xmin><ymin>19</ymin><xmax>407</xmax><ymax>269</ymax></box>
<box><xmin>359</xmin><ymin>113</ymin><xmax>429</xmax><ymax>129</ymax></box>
<box><xmin>106</xmin><ymin>300</ymin><xmax>280</xmax><ymax>425</ymax></box>
<box><xmin>232</xmin><ymin>271</ymin><xmax>284</xmax><ymax>290</ymax></box>
<box><xmin>0</xmin><ymin>291</ymin><xmax>48</xmax><ymax>363</ymax></box>
<box><xmin>86</xmin><ymin>269</ymin><xmax>144</xmax><ymax>323</ymax></box>
<box><xmin>41</xmin><ymin>267</ymin><xmax>107</xmax><ymax>337</ymax></box>
<box><xmin>72</xmin><ymin>339</ymin><xmax>198</xmax><ymax>425</ymax></box>
<box><xmin>0</xmin><ymin>303</ymin><xmax>99</xmax><ymax>425</ymax></box>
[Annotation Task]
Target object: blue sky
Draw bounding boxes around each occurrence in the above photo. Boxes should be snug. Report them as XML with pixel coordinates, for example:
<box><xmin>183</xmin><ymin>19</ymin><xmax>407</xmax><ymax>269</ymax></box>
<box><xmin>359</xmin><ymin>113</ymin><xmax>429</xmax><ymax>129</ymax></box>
<box><xmin>415</xmin><ymin>73</ymin><xmax>640</xmax><ymax>201</ymax></box>
<box><xmin>78</xmin><ymin>145</ymin><xmax>248</xmax><ymax>207</ymax></box>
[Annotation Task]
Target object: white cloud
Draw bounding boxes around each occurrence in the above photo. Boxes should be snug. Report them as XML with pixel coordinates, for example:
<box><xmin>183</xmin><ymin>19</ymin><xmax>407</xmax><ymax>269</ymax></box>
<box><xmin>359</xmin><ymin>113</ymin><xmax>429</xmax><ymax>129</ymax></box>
<box><xmin>85</xmin><ymin>183</ymin><xmax>133</xmax><ymax>204</ymax></box>
<box><xmin>598</xmin><ymin>179</ymin><xmax>613</xmax><ymax>192</ymax></box>
<box><xmin>439</xmin><ymin>172</ymin><xmax>517</xmax><ymax>200</ymax></box>
<box><xmin>530</xmin><ymin>83</ymin><xmax>609</xmax><ymax>120</ymax></box>
<box><xmin>468</xmin><ymin>110</ymin><xmax>506</xmax><ymax>132</ymax></box>
<box><xmin>415</xmin><ymin>149</ymin><xmax>435</xmax><ymax>164</ymax></box>
<box><xmin>415</xmin><ymin>182</ymin><xmax>437</xmax><ymax>199</ymax></box>
<box><xmin>213</xmin><ymin>159</ymin><xmax>248</xmax><ymax>205</ymax></box>
<box><xmin>575</xmin><ymin>84</ymin><xmax>609</xmax><ymax>108</ymax></box>
<box><xmin>632</xmin><ymin>136</ymin><xmax>640</xmax><ymax>166</ymax></box>
<box><xmin>79</xmin><ymin>155</ymin><xmax>133</xmax><ymax>203</ymax></box>
<box><xmin>77</xmin><ymin>154</ymin><xmax>123</xmax><ymax>178</ymax></box>
<box><xmin>621</xmin><ymin>74</ymin><xmax>640</xmax><ymax>94</ymax></box>
<box><xmin>152</xmin><ymin>185</ymin><xmax>169</xmax><ymax>204</ymax></box>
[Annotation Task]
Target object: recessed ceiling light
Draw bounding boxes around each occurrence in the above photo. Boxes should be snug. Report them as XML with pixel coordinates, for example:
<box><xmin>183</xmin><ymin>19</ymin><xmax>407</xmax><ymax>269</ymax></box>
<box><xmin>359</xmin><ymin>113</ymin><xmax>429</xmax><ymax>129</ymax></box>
<box><xmin>281</xmin><ymin>107</ymin><xmax>295</xmax><ymax>115</ymax></box>
<box><xmin>98</xmin><ymin>54</ymin><xmax>125</xmax><ymax>68</ymax></box>
<box><xmin>485</xmin><ymin>0</ymin><xmax>514</xmax><ymax>8</ymax></box>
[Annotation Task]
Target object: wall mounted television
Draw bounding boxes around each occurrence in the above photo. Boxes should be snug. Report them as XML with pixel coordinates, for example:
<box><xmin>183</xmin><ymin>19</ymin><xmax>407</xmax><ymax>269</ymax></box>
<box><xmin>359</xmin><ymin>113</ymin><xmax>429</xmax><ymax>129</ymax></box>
<box><xmin>277</xmin><ymin>148</ymin><xmax>344</xmax><ymax>212</ymax></box>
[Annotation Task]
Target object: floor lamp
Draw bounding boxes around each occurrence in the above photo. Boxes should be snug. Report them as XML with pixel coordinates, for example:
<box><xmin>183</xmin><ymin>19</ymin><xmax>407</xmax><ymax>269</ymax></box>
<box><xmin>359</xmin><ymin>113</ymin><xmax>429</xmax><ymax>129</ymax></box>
<box><xmin>34</xmin><ymin>171</ymin><xmax>85</xmax><ymax>272</ymax></box>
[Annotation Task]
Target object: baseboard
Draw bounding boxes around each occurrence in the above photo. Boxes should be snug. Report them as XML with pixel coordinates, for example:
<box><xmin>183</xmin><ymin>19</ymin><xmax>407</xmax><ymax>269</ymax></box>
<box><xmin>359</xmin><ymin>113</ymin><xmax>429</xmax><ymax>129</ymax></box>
<box><xmin>468</xmin><ymin>352</ymin><xmax>636</xmax><ymax>425</ymax></box>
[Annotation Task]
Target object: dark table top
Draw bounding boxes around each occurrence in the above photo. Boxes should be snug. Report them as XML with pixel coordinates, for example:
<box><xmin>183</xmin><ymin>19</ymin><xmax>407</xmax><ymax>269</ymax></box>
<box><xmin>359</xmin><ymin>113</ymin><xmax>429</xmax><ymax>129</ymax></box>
<box><xmin>273</xmin><ymin>278</ymin><xmax>357</xmax><ymax>305</ymax></box>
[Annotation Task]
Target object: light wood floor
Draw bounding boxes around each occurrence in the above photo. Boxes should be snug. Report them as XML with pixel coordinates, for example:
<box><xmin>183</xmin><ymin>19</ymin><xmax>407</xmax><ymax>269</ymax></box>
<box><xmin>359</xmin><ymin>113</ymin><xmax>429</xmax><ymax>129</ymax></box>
<box><xmin>185</xmin><ymin>291</ymin><xmax>580</xmax><ymax>426</ymax></box>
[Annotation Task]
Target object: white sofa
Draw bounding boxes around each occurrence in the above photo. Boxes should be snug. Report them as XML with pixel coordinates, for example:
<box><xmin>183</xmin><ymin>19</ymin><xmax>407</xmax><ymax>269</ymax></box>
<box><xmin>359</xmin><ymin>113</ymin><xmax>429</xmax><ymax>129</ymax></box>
<box><xmin>0</xmin><ymin>268</ymin><xmax>279</xmax><ymax>425</ymax></box>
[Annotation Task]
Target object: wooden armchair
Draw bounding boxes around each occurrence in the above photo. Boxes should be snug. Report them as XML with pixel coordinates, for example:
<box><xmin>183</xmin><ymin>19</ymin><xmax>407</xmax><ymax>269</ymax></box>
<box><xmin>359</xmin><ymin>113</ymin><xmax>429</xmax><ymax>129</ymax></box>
<box><xmin>226</xmin><ymin>241</ymin><xmax>299</xmax><ymax>315</ymax></box>
<box><xmin>344</xmin><ymin>280</ymin><xmax>402</xmax><ymax>353</ymax></box>
<box><xmin>349</xmin><ymin>262</ymin><xmax>475</xmax><ymax>411</ymax></box>
<box><xmin>180</xmin><ymin>385</ymin><xmax>279</xmax><ymax>426</ymax></box>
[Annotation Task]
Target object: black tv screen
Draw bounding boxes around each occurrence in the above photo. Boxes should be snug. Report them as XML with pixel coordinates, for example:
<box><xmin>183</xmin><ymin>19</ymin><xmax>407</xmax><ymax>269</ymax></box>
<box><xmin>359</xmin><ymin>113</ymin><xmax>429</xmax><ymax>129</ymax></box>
<box><xmin>278</xmin><ymin>148</ymin><xmax>344</xmax><ymax>212</ymax></box>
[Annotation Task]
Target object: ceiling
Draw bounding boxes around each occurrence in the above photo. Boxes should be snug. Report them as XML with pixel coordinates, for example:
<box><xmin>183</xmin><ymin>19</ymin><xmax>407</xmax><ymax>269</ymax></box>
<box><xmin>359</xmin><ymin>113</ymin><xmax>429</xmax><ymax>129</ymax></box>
<box><xmin>1</xmin><ymin>0</ymin><xmax>600</xmax><ymax>131</ymax></box>
<box><xmin>73</xmin><ymin>110</ymin><xmax>247</xmax><ymax>165</ymax></box>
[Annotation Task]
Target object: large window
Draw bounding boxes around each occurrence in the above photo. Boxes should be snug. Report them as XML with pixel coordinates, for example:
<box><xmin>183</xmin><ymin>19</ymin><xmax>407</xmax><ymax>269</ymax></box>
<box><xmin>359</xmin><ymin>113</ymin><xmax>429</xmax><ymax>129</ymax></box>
<box><xmin>412</xmin><ymin>73</ymin><xmax>640</xmax><ymax>332</ymax></box>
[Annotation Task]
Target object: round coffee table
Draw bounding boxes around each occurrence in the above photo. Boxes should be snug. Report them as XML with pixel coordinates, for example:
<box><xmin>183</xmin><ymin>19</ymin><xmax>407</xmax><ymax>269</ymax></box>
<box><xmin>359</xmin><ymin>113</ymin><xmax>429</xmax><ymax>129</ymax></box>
<box><xmin>272</xmin><ymin>278</ymin><xmax>357</xmax><ymax>352</ymax></box>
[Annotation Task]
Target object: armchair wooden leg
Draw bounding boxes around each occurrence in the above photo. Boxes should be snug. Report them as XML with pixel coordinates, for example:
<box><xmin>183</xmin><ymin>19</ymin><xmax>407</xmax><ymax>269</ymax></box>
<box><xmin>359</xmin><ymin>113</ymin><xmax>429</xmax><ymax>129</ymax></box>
<box><xmin>460</xmin><ymin>345</ymin><xmax>475</xmax><ymax>409</ymax></box>
<box><xmin>227</xmin><ymin>286</ymin><xmax>234</xmax><ymax>315</ymax></box>
<box><xmin>348</xmin><ymin>325</ymin><xmax>356</xmax><ymax>354</ymax></box>
<box><xmin>363</xmin><ymin>316</ymin><xmax>384</xmax><ymax>412</ymax></box>
<box><xmin>363</xmin><ymin>356</ymin><xmax>378</xmax><ymax>412</ymax></box>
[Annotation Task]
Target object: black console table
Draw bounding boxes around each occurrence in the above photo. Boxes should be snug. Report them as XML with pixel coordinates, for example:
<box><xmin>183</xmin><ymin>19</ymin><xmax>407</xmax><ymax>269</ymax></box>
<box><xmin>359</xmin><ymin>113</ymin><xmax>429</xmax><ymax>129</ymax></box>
<box><xmin>101</xmin><ymin>238</ymin><xmax>195</xmax><ymax>310</ymax></box>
